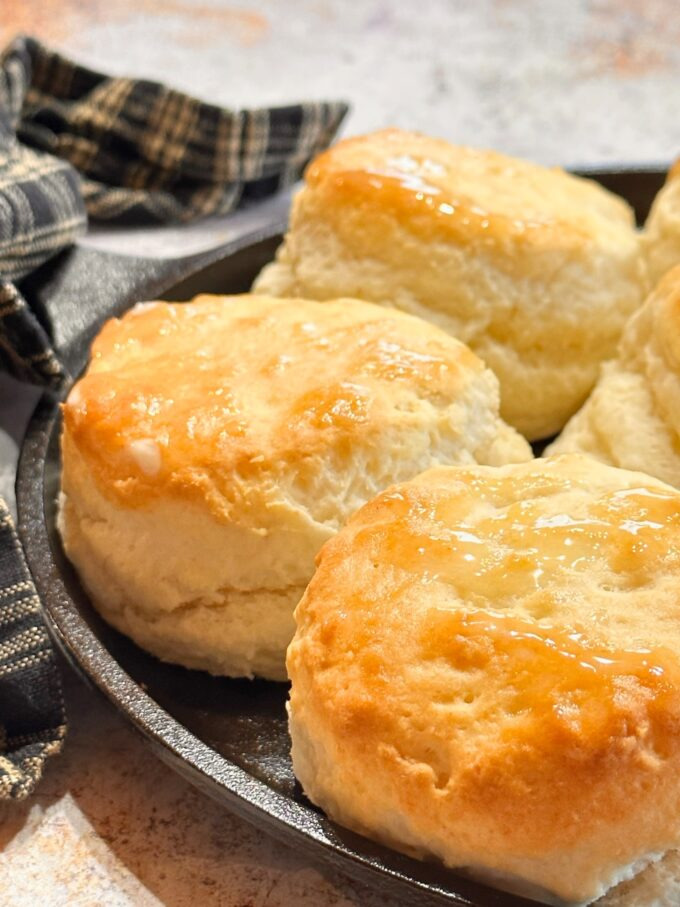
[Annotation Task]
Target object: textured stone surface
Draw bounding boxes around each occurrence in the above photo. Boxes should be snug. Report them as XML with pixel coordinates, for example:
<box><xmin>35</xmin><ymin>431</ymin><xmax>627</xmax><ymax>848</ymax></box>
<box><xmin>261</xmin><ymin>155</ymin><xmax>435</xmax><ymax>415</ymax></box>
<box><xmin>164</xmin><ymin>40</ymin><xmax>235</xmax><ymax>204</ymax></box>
<box><xmin>0</xmin><ymin>671</ymin><xmax>399</xmax><ymax>907</ymax></box>
<box><xmin>1</xmin><ymin>1</ymin><xmax>679</xmax><ymax>904</ymax></box>
<box><xmin>3</xmin><ymin>0</ymin><xmax>680</xmax><ymax>166</ymax></box>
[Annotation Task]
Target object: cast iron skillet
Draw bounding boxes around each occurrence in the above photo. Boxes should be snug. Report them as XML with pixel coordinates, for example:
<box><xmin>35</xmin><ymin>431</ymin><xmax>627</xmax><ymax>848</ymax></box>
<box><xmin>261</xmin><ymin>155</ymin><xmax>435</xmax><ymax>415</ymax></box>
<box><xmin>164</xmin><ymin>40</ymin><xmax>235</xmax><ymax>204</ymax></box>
<box><xmin>16</xmin><ymin>167</ymin><xmax>667</xmax><ymax>907</ymax></box>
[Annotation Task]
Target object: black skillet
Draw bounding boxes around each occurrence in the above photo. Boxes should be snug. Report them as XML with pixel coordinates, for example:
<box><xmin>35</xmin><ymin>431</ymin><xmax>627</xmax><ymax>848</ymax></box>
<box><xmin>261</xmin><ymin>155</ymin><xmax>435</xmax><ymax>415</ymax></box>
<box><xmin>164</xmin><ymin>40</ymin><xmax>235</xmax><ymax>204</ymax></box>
<box><xmin>16</xmin><ymin>166</ymin><xmax>667</xmax><ymax>907</ymax></box>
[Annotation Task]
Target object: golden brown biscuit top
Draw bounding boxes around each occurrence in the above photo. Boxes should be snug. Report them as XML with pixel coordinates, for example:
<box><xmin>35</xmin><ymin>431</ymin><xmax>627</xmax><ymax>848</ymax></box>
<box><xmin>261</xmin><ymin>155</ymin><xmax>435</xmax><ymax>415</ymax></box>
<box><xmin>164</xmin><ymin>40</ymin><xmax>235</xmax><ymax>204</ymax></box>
<box><xmin>291</xmin><ymin>455</ymin><xmax>680</xmax><ymax>855</ymax></box>
<box><xmin>304</xmin><ymin>128</ymin><xmax>636</xmax><ymax>248</ymax></box>
<box><xmin>63</xmin><ymin>294</ymin><xmax>483</xmax><ymax>511</ymax></box>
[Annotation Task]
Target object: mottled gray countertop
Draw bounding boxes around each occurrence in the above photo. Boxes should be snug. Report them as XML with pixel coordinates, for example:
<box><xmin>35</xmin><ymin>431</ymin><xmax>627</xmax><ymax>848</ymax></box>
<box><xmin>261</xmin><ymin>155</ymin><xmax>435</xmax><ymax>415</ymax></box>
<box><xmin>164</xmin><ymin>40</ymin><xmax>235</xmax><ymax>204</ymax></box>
<box><xmin>1</xmin><ymin>1</ymin><xmax>679</xmax><ymax>904</ymax></box>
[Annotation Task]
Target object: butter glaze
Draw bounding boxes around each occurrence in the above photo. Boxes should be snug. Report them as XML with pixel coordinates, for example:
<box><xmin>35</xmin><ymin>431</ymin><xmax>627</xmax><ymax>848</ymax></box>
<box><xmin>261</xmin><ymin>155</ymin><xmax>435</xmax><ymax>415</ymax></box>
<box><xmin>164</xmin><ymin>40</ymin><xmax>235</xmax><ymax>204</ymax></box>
<box><xmin>422</xmin><ymin>608</ymin><xmax>675</xmax><ymax>720</ymax></box>
<box><xmin>62</xmin><ymin>295</ymin><xmax>503</xmax><ymax>510</ymax></box>
<box><xmin>304</xmin><ymin>131</ymin><xmax>626</xmax><ymax>248</ymax></box>
<box><xmin>369</xmin><ymin>482</ymin><xmax>680</xmax><ymax>606</ymax></box>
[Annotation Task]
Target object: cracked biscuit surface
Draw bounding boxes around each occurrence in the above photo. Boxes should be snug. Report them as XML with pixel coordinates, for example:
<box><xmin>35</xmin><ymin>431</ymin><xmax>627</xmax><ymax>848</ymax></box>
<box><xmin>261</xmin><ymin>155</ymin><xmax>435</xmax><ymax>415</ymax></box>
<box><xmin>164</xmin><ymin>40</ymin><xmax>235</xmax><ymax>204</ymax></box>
<box><xmin>58</xmin><ymin>293</ymin><xmax>530</xmax><ymax>679</ymax></box>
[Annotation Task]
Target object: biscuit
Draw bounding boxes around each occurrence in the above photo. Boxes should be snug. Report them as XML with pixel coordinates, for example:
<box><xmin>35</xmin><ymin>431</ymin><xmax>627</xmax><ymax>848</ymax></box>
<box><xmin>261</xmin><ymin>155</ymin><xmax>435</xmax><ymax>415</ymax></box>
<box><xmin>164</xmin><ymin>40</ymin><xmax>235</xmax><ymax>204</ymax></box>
<box><xmin>253</xmin><ymin>129</ymin><xmax>647</xmax><ymax>440</ymax></box>
<box><xmin>287</xmin><ymin>454</ymin><xmax>680</xmax><ymax>903</ymax></box>
<box><xmin>59</xmin><ymin>293</ymin><xmax>530</xmax><ymax>679</ymax></box>
<box><xmin>547</xmin><ymin>265</ymin><xmax>680</xmax><ymax>487</ymax></box>
<box><xmin>642</xmin><ymin>159</ymin><xmax>680</xmax><ymax>286</ymax></box>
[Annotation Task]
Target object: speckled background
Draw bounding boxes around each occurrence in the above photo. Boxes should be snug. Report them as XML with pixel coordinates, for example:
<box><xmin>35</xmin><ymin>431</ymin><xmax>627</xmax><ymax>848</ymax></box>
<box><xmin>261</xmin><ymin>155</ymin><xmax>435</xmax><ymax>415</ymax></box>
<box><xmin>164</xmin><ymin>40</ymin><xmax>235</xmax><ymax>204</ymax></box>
<box><xmin>1</xmin><ymin>1</ymin><xmax>680</xmax><ymax>904</ymax></box>
<box><xmin>4</xmin><ymin>0</ymin><xmax>680</xmax><ymax>166</ymax></box>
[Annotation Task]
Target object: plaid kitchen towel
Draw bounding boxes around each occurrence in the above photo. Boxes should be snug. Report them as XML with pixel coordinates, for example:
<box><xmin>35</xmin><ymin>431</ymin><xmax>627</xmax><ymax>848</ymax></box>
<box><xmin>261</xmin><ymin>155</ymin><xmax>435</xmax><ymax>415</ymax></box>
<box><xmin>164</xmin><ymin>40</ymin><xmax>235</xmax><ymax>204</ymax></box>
<box><xmin>0</xmin><ymin>504</ymin><xmax>66</xmax><ymax>799</ymax></box>
<box><xmin>0</xmin><ymin>33</ymin><xmax>348</xmax><ymax>388</ymax></box>
<box><xmin>0</xmin><ymin>33</ymin><xmax>348</xmax><ymax>798</ymax></box>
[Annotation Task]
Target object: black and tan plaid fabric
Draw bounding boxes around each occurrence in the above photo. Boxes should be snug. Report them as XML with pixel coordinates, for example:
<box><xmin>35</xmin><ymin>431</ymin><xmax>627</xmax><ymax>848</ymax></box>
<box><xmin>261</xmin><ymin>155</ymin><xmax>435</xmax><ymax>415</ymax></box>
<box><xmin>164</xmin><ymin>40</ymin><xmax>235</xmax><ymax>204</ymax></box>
<box><xmin>0</xmin><ymin>281</ymin><xmax>65</xmax><ymax>389</ymax></box>
<box><xmin>0</xmin><ymin>503</ymin><xmax>66</xmax><ymax>798</ymax></box>
<box><xmin>9</xmin><ymin>35</ymin><xmax>348</xmax><ymax>225</ymax></box>
<box><xmin>0</xmin><ymin>35</ymin><xmax>347</xmax><ymax>386</ymax></box>
<box><xmin>0</xmin><ymin>33</ymin><xmax>348</xmax><ymax>799</ymax></box>
<box><xmin>0</xmin><ymin>40</ymin><xmax>87</xmax><ymax>284</ymax></box>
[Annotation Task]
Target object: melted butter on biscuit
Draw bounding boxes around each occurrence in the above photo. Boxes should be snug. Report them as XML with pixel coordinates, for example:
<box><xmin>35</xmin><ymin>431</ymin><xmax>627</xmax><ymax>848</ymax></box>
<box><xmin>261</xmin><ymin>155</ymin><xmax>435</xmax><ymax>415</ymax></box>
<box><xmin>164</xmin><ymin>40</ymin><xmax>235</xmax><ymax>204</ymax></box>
<box><xmin>126</xmin><ymin>439</ymin><xmax>162</xmax><ymax>476</ymax></box>
<box><xmin>61</xmin><ymin>294</ymin><xmax>507</xmax><ymax>510</ymax></box>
